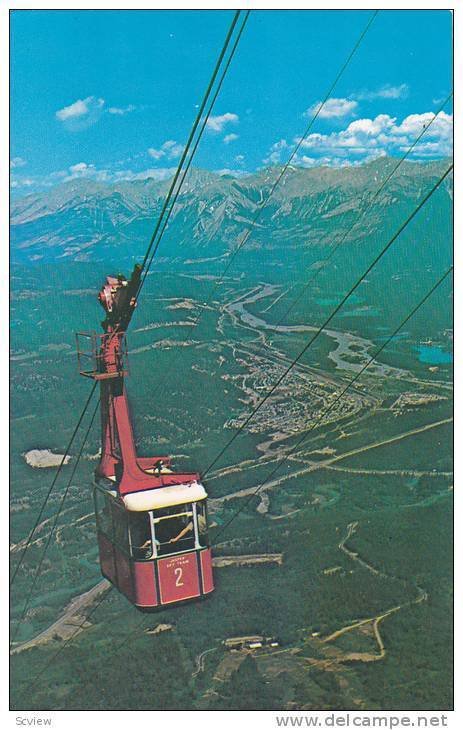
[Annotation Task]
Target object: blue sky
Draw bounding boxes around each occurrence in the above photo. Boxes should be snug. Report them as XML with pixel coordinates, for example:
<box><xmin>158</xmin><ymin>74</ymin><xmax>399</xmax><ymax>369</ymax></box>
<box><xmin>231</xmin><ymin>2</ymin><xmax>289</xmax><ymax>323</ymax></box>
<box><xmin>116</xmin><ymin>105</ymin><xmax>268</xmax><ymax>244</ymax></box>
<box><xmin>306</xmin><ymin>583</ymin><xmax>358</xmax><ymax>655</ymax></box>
<box><xmin>10</xmin><ymin>9</ymin><xmax>453</xmax><ymax>195</ymax></box>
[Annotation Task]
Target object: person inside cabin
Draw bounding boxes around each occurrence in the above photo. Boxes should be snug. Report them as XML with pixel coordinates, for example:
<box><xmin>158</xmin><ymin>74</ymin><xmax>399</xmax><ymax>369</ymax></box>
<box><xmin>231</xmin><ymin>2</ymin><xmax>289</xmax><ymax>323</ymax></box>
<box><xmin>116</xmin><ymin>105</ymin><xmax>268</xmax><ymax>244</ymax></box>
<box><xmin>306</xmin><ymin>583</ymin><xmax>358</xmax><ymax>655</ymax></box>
<box><xmin>154</xmin><ymin>511</ymin><xmax>194</xmax><ymax>554</ymax></box>
<box><xmin>130</xmin><ymin>513</ymin><xmax>157</xmax><ymax>559</ymax></box>
<box><xmin>167</xmin><ymin>506</ymin><xmax>207</xmax><ymax>545</ymax></box>
<box><xmin>140</xmin><ymin>536</ymin><xmax>160</xmax><ymax>557</ymax></box>
<box><xmin>153</xmin><ymin>503</ymin><xmax>208</xmax><ymax>554</ymax></box>
<box><xmin>168</xmin><ymin>520</ymin><xmax>193</xmax><ymax>544</ymax></box>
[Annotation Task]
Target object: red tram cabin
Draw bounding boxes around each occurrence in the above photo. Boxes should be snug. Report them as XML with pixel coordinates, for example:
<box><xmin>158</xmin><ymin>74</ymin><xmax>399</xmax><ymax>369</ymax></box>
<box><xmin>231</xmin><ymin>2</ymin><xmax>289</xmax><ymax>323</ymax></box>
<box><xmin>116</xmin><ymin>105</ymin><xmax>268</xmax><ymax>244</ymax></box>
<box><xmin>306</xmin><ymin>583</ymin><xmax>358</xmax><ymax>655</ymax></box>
<box><xmin>77</xmin><ymin>265</ymin><xmax>215</xmax><ymax>610</ymax></box>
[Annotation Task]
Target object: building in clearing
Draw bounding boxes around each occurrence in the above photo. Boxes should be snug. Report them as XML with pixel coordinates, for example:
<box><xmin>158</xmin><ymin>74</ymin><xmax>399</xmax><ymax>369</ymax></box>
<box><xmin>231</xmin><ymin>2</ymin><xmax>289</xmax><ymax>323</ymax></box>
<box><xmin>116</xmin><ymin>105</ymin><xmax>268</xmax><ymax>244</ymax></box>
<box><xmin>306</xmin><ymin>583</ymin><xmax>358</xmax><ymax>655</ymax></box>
<box><xmin>223</xmin><ymin>635</ymin><xmax>279</xmax><ymax>651</ymax></box>
<box><xmin>224</xmin><ymin>635</ymin><xmax>263</xmax><ymax>650</ymax></box>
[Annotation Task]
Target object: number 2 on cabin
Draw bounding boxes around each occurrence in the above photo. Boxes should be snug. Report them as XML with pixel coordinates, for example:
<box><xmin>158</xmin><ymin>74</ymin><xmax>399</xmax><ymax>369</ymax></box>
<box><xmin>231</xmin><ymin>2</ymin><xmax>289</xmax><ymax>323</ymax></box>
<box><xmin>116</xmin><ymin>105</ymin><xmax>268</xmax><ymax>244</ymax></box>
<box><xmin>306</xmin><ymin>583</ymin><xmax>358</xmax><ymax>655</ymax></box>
<box><xmin>175</xmin><ymin>567</ymin><xmax>184</xmax><ymax>587</ymax></box>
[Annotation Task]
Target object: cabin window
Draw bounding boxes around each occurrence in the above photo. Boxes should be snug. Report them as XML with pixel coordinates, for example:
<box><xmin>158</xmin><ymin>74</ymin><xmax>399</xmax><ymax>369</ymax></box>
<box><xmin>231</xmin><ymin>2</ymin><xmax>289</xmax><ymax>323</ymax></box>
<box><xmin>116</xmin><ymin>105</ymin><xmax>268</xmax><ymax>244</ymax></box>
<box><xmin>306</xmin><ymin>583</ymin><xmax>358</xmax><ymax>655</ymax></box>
<box><xmin>111</xmin><ymin>502</ymin><xmax>130</xmax><ymax>554</ymax></box>
<box><xmin>94</xmin><ymin>488</ymin><xmax>113</xmax><ymax>539</ymax></box>
<box><xmin>195</xmin><ymin>500</ymin><xmax>209</xmax><ymax>547</ymax></box>
<box><xmin>153</xmin><ymin>504</ymin><xmax>195</xmax><ymax>556</ymax></box>
<box><xmin>129</xmin><ymin>512</ymin><xmax>153</xmax><ymax>560</ymax></box>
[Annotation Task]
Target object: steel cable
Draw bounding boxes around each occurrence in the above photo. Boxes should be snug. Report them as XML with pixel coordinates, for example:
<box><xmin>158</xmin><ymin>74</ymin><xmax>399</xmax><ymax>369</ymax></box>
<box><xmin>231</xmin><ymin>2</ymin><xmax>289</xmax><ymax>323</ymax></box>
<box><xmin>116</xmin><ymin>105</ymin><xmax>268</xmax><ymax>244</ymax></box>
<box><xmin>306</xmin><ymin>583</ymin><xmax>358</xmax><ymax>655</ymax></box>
<box><xmin>134</xmin><ymin>11</ymin><xmax>251</xmax><ymax>306</ymax></box>
<box><xmin>10</xmin><ymin>381</ymin><xmax>98</xmax><ymax>587</ymax></box>
<box><xmin>10</xmin><ymin>397</ymin><xmax>101</xmax><ymax>646</ymax></box>
<box><xmin>17</xmin><ymin>585</ymin><xmax>114</xmax><ymax>705</ymax></box>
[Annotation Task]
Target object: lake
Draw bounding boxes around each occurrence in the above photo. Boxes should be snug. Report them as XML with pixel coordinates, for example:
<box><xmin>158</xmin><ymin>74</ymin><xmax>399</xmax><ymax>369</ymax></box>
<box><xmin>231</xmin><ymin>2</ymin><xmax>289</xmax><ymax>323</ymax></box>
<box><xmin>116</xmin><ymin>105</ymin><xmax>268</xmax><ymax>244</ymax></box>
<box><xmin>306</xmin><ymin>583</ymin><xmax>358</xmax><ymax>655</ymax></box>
<box><xmin>415</xmin><ymin>345</ymin><xmax>453</xmax><ymax>365</ymax></box>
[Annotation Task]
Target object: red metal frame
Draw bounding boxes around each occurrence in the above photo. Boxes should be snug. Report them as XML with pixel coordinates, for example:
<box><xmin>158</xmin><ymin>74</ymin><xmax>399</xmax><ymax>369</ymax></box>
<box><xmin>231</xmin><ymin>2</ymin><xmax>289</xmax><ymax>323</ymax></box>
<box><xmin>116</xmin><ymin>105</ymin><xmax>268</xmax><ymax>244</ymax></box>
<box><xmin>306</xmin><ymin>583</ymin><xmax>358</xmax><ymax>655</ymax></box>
<box><xmin>76</xmin><ymin>331</ymin><xmax>129</xmax><ymax>380</ymax></box>
<box><xmin>79</xmin><ymin>266</ymin><xmax>201</xmax><ymax>496</ymax></box>
<box><xmin>97</xmin><ymin>376</ymin><xmax>200</xmax><ymax>495</ymax></box>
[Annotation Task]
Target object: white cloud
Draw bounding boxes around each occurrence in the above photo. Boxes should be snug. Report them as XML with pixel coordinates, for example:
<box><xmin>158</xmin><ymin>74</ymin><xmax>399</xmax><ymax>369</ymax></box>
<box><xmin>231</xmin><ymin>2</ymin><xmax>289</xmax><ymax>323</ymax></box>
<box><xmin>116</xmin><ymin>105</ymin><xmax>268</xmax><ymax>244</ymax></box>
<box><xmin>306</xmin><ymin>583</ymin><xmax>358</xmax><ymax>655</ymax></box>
<box><xmin>303</xmin><ymin>86</ymin><xmax>410</xmax><ymax>125</ymax></box>
<box><xmin>162</xmin><ymin>140</ymin><xmax>184</xmax><ymax>159</ymax></box>
<box><xmin>10</xmin><ymin>157</ymin><xmax>26</xmax><ymax>169</ymax></box>
<box><xmin>10</xmin><ymin>162</ymin><xmax>180</xmax><ymax>193</ymax></box>
<box><xmin>107</xmin><ymin>104</ymin><xmax>136</xmax><ymax>115</ymax></box>
<box><xmin>56</xmin><ymin>96</ymin><xmax>105</xmax><ymax>122</ymax></box>
<box><xmin>234</xmin><ymin>154</ymin><xmax>245</xmax><ymax>166</ymax></box>
<box><xmin>264</xmin><ymin>110</ymin><xmax>452</xmax><ymax>168</ymax></box>
<box><xmin>263</xmin><ymin>139</ymin><xmax>289</xmax><ymax>165</ymax></box>
<box><xmin>65</xmin><ymin>162</ymin><xmax>178</xmax><ymax>184</ymax></box>
<box><xmin>147</xmin><ymin>147</ymin><xmax>164</xmax><ymax>161</ymax></box>
<box><xmin>356</xmin><ymin>84</ymin><xmax>409</xmax><ymax>101</ymax></box>
<box><xmin>114</xmin><ymin>167</ymin><xmax>177</xmax><ymax>182</ymax></box>
<box><xmin>55</xmin><ymin>96</ymin><xmax>106</xmax><ymax>131</ymax></box>
<box><xmin>299</xmin><ymin>156</ymin><xmax>317</xmax><ymax>167</ymax></box>
<box><xmin>305</xmin><ymin>97</ymin><xmax>358</xmax><ymax>120</ymax></box>
<box><xmin>148</xmin><ymin>140</ymin><xmax>184</xmax><ymax>162</ymax></box>
<box><xmin>346</xmin><ymin>114</ymin><xmax>395</xmax><ymax>139</ymax></box>
<box><xmin>47</xmin><ymin>161</ymin><xmax>111</xmax><ymax>184</ymax></box>
<box><xmin>393</xmin><ymin>111</ymin><xmax>451</xmax><ymax>138</ymax></box>
<box><xmin>68</xmin><ymin>162</ymin><xmax>96</xmax><ymax>177</ymax></box>
<box><xmin>314</xmin><ymin>111</ymin><xmax>450</xmax><ymax>157</ymax></box>
<box><xmin>206</xmin><ymin>112</ymin><xmax>239</xmax><ymax>133</ymax></box>
<box><xmin>10</xmin><ymin>177</ymin><xmax>34</xmax><ymax>188</ymax></box>
<box><xmin>56</xmin><ymin>97</ymin><xmax>139</xmax><ymax>129</ymax></box>
<box><xmin>223</xmin><ymin>133</ymin><xmax>239</xmax><ymax>144</ymax></box>
<box><xmin>300</xmin><ymin>152</ymin><xmax>385</xmax><ymax>169</ymax></box>
<box><xmin>215</xmin><ymin>168</ymin><xmax>250</xmax><ymax>178</ymax></box>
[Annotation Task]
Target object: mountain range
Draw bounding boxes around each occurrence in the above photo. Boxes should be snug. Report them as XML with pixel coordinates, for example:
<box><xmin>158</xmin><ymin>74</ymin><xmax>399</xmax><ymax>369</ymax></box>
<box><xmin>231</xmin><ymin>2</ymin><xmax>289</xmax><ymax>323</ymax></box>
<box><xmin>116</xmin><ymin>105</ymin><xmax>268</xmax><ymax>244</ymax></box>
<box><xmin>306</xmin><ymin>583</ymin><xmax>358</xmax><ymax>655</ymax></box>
<box><xmin>10</xmin><ymin>158</ymin><xmax>452</xmax><ymax>268</ymax></box>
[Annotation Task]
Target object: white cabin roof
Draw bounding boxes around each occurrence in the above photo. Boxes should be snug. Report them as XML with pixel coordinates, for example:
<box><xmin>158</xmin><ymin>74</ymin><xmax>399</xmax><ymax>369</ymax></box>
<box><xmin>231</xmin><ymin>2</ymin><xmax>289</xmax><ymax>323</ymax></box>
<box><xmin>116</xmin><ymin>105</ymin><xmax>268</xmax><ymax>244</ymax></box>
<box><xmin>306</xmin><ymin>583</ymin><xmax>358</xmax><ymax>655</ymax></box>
<box><xmin>122</xmin><ymin>481</ymin><xmax>207</xmax><ymax>512</ymax></box>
